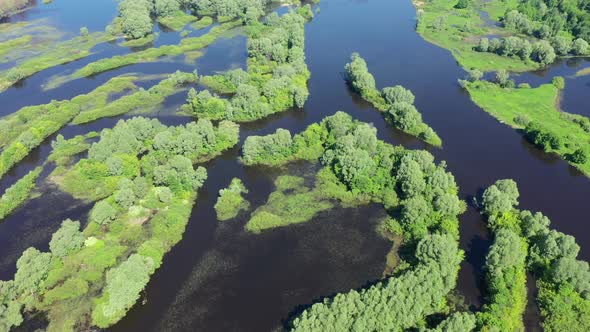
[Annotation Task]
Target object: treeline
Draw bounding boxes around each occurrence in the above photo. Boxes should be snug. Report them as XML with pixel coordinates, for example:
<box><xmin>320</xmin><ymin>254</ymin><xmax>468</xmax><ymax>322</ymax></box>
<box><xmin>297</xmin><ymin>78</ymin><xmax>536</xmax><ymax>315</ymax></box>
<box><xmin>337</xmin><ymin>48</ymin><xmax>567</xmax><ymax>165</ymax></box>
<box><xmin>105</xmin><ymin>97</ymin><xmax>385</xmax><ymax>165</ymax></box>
<box><xmin>0</xmin><ymin>116</ymin><xmax>239</xmax><ymax>331</ymax></box>
<box><xmin>476</xmin><ymin>35</ymin><xmax>588</xmax><ymax>66</ymax></box>
<box><xmin>344</xmin><ymin>53</ymin><xmax>441</xmax><ymax>146</ymax></box>
<box><xmin>480</xmin><ymin>179</ymin><xmax>590</xmax><ymax>331</ymax></box>
<box><xmin>239</xmin><ymin>112</ymin><xmax>466</xmax><ymax>329</ymax></box>
<box><xmin>186</xmin><ymin>7</ymin><xmax>312</xmax><ymax>121</ymax></box>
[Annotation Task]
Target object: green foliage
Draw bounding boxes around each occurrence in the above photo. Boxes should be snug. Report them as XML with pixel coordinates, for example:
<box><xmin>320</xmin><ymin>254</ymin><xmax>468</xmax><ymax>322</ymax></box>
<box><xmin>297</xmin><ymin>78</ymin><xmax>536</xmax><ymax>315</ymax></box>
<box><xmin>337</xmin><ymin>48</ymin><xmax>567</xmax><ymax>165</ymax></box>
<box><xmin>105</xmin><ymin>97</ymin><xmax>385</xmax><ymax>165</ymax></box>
<box><xmin>0</xmin><ymin>167</ymin><xmax>42</xmax><ymax>221</ymax></box>
<box><xmin>215</xmin><ymin>178</ymin><xmax>250</xmax><ymax>221</ymax></box>
<box><xmin>344</xmin><ymin>53</ymin><xmax>442</xmax><ymax>146</ymax></box>
<box><xmin>481</xmin><ymin>179</ymin><xmax>519</xmax><ymax>217</ymax></box>
<box><xmin>118</xmin><ymin>0</ymin><xmax>153</xmax><ymax>39</ymax></box>
<box><xmin>477</xmin><ymin>229</ymin><xmax>527</xmax><ymax>331</ymax></box>
<box><xmin>245</xmin><ymin>175</ymin><xmax>333</xmax><ymax>232</ymax></box>
<box><xmin>90</xmin><ymin>201</ymin><xmax>117</xmax><ymax>226</ymax></box>
<box><xmin>92</xmin><ymin>254</ymin><xmax>154</xmax><ymax>327</ymax></box>
<box><xmin>429</xmin><ymin>312</ymin><xmax>477</xmax><ymax>331</ymax></box>
<box><xmin>291</xmin><ymin>234</ymin><xmax>462</xmax><ymax>331</ymax></box>
<box><xmin>187</xmin><ymin>10</ymin><xmax>311</xmax><ymax>122</ymax></box>
<box><xmin>49</xmin><ymin>219</ymin><xmax>84</xmax><ymax>258</ymax></box>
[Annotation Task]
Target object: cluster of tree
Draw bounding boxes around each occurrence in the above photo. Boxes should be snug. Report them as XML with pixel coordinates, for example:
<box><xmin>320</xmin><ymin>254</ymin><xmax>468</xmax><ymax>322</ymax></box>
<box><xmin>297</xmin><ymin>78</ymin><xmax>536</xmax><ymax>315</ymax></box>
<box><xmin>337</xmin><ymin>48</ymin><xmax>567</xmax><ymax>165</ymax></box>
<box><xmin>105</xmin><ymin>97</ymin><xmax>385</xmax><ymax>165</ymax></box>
<box><xmin>118</xmin><ymin>0</ymin><xmax>154</xmax><ymax>39</ymax></box>
<box><xmin>239</xmin><ymin>112</ymin><xmax>466</xmax><ymax>329</ymax></box>
<box><xmin>480</xmin><ymin>179</ymin><xmax>590</xmax><ymax>331</ymax></box>
<box><xmin>476</xmin><ymin>36</ymin><xmax>561</xmax><ymax>65</ymax></box>
<box><xmin>0</xmin><ymin>0</ymin><xmax>29</xmax><ymax>18</ymax></box>
<box><xmin>524</xmin><ymin>121</ymin><xmax>563</xmax><ymax>152</ymax></box>
<box><xmin>214</xmin><ymin>178</ymin><xmax>250</xmax><ymax>221</ymax></box>
<box><xmin>0</xmin><ymin>219</ymin><xmax>84</xmax><ymax>331</ymax></box>
<box><xmin>291</xmin><ymin>234</ymin><xmax>462</xmax><ymax>331</ymax></box>
<box><xmin>478</xmin><ymin>180</ymin><xmax>528</xmax><ymax>330</ymax></box>
<box><xmin>0</xmin><ymin>116</ymin><xmax>239</xmax><ymax>331</ymax></box>
<box><xmin>344</xmin><ymin>53</ymin><xmax>441</xmax><ymax>146</ymax></box>
<box><xmin>515</xmin><ymin>0</ymin><xmax>590</xmax><ymax>41</ymax></box>
<box><xmin>184</xmin><ymin>0</ymin><xmax>267</xmax><ymax>21</ymax></box>
<box><xmin>186</xmin><ymin>9</ymin><xmax>312</xmax><ymax>121</ymax></box>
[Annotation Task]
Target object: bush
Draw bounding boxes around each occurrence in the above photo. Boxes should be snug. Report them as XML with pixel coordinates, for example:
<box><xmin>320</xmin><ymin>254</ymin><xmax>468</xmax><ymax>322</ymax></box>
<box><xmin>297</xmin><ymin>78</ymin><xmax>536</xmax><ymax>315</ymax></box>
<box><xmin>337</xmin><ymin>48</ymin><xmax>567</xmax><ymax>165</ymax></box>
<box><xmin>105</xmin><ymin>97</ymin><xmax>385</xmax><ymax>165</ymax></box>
<box><xmin>552</xmin><ymin>76</ymin><xmax>565</xmax><ymax>90</ymax></box>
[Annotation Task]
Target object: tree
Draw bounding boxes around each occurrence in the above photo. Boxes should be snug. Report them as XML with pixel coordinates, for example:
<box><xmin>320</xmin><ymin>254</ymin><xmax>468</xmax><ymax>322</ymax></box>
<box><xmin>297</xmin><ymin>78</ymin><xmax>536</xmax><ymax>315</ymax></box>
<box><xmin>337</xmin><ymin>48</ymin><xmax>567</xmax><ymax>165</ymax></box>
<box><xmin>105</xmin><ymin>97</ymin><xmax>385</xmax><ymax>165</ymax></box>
<box><xmin>551</xmin><ymin>36</ymin><xmax>572</xmax><ymax>55</ymax></box>
<box><xmin>477</xmin><ymin>38</ymin><xmax>489</xmax><ymax>52</ymax></box>
<box><xmin>482</xmin><ymin>179</ymin><xmax>519</xmax><ymax>216</ymax></box>
<box><xmin>49</xmin><ymin>219</ymin><xmax>84</xmax><ymax>257</ymax></box>
<box><xmin>467</xmin><ymin>69</ymin><xmax>483</xmax><ymax>82</ymax></box>
<box><xmin>572</xmin><ymin>38</ymin><xmax>589</xmax><ymax>55</ymax></box>
<box><xmin>114</xmin><ymin>187</ymin><xmax>135</xmax><ymax>208</ymax></box>
<box><xmin>454</xmin><ymin>0</ymin><xmax>469</xmax><ymax>9</ymax></box>
<box><xmin>80</xmin><ymin>26</ymin><xmax>89</xmax><ymax>37</ymax></box>
<box><xmin>381</xmin><ymin>85</ymin><xmax>415</xmax><ymax>105</ymax></box>
<box><xmin>495</xmin><ymin>70</ymin><xmax>511</xmax><ymax>87</ymax></box>
<box><xmin>552</xmin><ymin>76</ymin><xmax>565</xmax><ymax>90</ymax></box>
<box><xmin>568</xmin><ymin>148</ymin><xmax>588</xmax><ymax>164</ymax></box>
<box><xmin>13</xmin><ymin>248</ymin><xmax>52</xmax><ymax>306</ymax></box>
<box><xmin>344</xmin><ymin>53</ymin><xmax>376</xmax><ymax>94</ymax></box>
<box><xmin>154</xmin><ymin>0</ymin><xmax>180</xmax><ymax>17</ymax></box>
<box><xmin>91</xmin><ymin>200</ymin><xmax>117</xmax><ymax>226</ymax></box>
<box><xmin>532</xmin><ymin>40</ymin><xmax>557</xmax><ymax>65</ymax></box>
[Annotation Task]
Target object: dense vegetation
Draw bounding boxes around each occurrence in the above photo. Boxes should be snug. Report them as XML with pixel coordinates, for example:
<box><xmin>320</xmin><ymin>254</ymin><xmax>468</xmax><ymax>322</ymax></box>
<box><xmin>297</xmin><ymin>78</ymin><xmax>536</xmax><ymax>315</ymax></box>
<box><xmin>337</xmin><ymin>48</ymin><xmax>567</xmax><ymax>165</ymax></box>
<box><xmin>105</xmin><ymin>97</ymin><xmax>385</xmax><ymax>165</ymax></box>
<box><xmin>480</xmin><ymin>179</ymin><xmax>590</xmax><ymax>331</ymax></box>
<box><xmin>464</xmin><ymin>78</ymin><xmax>590</xmax><ymax>176</ymax></box>
<box><xmin>214</xmin><ymin>177</ymin><xmax>250</xmax><ymax>221</ymax></box>
<box><xmin>240</xmin><ymin>112</ymin><xmax>466</xmax><ymax>329</ymax></box>
<box><xmin>344</xmin><ymin>53</ymin><xmax>442</xmax><ymax>146</ymax></box>
<box><xmin>0</xmin><ymin>167</ymin><xmax>42</xmax><ymax>222</ymax></box>
<box><xmin>0</xmin><ymin>0</ymin><xmax>29</xmax><ymax>18</ymax></box>
<box><xmin>0</xmin><ymin>76</ymin><xmax>138</xmax><ymax>180</ymax></box>
<box><xmin>0</xmin><ymin>116</ymin><xmax>239</xmax><ymax>331</ymax></box>
<box><xmin>477</xmin><ymin>180</ymin><xmax>528</xmax><ymax>330</ymax></box>
<box><xmin>186</xmin><ymin>7</ymin><xmax>312</xmax><ymax>121</ymax></box>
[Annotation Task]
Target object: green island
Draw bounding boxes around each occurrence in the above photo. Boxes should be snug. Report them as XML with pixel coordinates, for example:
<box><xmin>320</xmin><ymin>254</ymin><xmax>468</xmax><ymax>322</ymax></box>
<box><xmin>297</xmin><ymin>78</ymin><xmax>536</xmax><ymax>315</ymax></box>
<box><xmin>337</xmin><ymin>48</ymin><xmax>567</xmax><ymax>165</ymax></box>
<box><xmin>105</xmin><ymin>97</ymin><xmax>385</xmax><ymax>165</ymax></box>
<box><xmin>0</xmin><ymin>167</ymin><xmax>43</xmax><ymax>222</ymax></box>
<box><xmin>344</xmin><ymin>53</ymin><xmax>442</xmax><ymax>146</ymax></box>
<box><xmin>0</xmin><ymin>32</ymin><xmax>117</xmax><ymax>93</ymax></box>
<box><xmin>413</xmin><ymin>0</ymin><xmax>590</xmax><ymax>177</ymax></box>
<box><xmin>480</xmin><ymin>179</ymin><xmax>590</xmax><ymax>330</ymax></box>
<box><xmin>0</xmin><ymin>76</ymin><xmax>138</xmax><ymax>180</ymax></box>
<box><xmin>214</xmin><ymin>177</ymin><xmax>250</xmax><ymax>221</ymax></box>
<box><xmin>0</xmin><ymin>116</ymin><xmax>239</xmax><ymax>331</ymax></box>
<box><xmin>185</xmin><ymin>6</ymin><xmax>313</xmax><ymax>122</ymax></box>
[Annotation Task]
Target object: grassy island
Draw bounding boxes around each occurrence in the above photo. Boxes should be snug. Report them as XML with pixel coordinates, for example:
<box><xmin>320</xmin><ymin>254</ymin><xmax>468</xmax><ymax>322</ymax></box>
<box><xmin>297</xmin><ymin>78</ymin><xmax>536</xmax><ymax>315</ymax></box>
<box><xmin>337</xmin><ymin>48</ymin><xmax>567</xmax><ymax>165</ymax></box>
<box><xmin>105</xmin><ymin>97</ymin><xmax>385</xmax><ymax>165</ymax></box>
<box><xmin>344</xmin><ymin>53</ymin><xmax>442</xmax><ymax>146</ymax></box>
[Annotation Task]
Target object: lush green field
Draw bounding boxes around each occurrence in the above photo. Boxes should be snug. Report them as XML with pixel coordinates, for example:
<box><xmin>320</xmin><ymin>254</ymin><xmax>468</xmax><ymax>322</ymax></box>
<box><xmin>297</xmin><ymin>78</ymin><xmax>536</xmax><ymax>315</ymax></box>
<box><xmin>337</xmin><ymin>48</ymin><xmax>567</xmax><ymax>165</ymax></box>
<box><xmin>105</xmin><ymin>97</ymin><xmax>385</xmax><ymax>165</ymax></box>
<box><xmin>415</xmin><ymin>0</ymin><xmax>539</xmax><ymax>72</ymax></box>
<box><xmin>158</xmin><ymin>11</ymin><xmax>197</xmax><ymax>31</ymax></box>
<box><xmin>466</xmin><ymin>80</ymin><xmax>590</xmax><ymax>175</ymax></box>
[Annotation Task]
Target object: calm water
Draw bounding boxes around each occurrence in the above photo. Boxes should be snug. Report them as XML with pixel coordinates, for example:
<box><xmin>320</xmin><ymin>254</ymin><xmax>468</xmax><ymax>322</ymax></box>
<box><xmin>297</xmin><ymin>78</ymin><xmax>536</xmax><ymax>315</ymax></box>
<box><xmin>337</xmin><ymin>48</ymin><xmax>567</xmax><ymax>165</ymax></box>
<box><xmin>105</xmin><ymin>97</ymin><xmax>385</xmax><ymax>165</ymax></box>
<box><xmin>1</xmin><ymin>0</ymin><xmax>590</xmax><ymax>331</ymax></box>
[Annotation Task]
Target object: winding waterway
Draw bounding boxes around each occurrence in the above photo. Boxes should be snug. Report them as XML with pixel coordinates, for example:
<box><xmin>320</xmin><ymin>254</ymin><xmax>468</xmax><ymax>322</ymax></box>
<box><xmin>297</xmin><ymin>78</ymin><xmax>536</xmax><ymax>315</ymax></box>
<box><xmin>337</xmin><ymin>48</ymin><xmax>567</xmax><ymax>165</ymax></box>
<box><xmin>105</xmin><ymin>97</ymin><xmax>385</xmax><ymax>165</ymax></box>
<box><xmin>2</xmin><ymin>0</ymin><xmax>590</xmax><ymax>330</ymax></box>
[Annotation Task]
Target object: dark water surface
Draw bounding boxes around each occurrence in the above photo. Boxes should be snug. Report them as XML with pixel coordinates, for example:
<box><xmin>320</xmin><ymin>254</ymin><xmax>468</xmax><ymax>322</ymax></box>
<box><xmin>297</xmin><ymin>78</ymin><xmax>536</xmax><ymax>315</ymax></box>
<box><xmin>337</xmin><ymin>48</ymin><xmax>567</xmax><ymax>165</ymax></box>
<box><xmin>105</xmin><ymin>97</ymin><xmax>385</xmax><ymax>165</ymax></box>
<box><xmin>2</xmin><ymin>0</ymin><xmax>590</xmax><ymax>331</ymax></box>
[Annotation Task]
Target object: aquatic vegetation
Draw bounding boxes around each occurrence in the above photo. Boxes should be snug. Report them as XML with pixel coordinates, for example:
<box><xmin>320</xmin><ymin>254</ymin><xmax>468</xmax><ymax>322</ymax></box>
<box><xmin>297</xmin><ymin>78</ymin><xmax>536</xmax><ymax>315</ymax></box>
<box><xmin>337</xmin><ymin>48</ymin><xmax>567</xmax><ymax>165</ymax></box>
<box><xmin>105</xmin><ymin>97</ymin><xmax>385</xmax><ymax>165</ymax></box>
<box><xmin>71</xmin><ymin>71</ymin><xmax>197</xmax><ymax>124</ymax></box>
<box><xmin>48</xmin><ymin>132</ymin><xmax>99</xmax><ymax>167</ymax></box>
<box><xmin>120</xmin><ymin>33</ymin><xmax>157</xmax><ymax>47</ymax></box>
<box><xmin>214</xmin><ymin>178</ymin><xmax>250</xmax><ymax>221</ymax></box>
<box><xmin>72</xmin><ymin>21</ymin><xmax>241</xmax><ymax>79</ymax></box>
<box><xmin>0</xmin><ymin>167</ymin><xmax>42</xmax><ymax>222</ymax></box>
<box><xmin>480</xmin><ymin>179</ymin><xmax>590</xmax><ymax>331</ymax></box>
<box><xmin>192</xmin><ymin>16</ymin><xmax>214</xmax><ymax>29</ymax></box>
<box><xmin>0</xmin><ymin>76</ymin><xmax>138</xmax><ymax>179</ymax></box>
<box><xmin>186</xmin><ymin>7</ymin><xmax>313</xmax><ymax>122</ymax></box>
<box><xmin>0</xmin><ymin>35</ymin><xmax>32</xmax><ymax>58</ymax></box>
<box><xmin>344</xmin><ymin>53</ymin><xmax>442</xmax><ymax>146</ymax></box>
<box><xmin>465</xmin><ymin>79</ymin><xmax>590</xmax><ymax>176</ymax></box>
<box><xmin>0</xmin><ymin>32</ymin><xmax>116</xmax><ymax>93</ymax></box>
<box><xmin>246</xmin><ymin>175</ymin><xmax>333</xmax><ymax>232</ymax></box>
<box><xmin>0</xmin><ymin>116</ymin><xmax>240</xmax><ymax>331</ymax></box>
<box><xmin>158</xmin><ymin>11</ymin><xmax>198</xmax><ymax>31</ymax></box>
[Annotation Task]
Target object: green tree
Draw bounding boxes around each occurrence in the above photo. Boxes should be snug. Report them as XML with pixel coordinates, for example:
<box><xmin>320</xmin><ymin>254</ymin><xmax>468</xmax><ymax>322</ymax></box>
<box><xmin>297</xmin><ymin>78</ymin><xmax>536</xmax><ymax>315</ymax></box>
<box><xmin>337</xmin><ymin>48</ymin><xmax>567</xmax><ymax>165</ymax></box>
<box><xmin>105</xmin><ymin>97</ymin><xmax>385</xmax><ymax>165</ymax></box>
<box><xmin>49</xmin><ymin>219</ymin><xmax>84</xmax><ymax>257</ymax></box>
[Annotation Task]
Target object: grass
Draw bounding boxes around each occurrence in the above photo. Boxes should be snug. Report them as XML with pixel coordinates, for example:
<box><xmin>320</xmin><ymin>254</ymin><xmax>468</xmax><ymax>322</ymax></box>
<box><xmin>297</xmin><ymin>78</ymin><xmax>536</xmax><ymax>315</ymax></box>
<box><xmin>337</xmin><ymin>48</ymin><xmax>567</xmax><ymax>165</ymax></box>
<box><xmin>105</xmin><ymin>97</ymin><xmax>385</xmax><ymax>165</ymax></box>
<box><xmin>192</xmin><ymin>16</ymin><xmax>214</xmax><ymax>30</ymax></box>
<box><xmin>120</xmin><ymin>34</ymin><xmax>156</xmax><ymax>47</ymax></box>
<box><xmin>71</xmin><ymin>71</ymin><xmax>197</xmax><ymax>124</ymax></box>
<box><xmin>0</xmin><ymin>167</ymin><xmax>42</xmax><ymax>221</ymax></box>
<box><xmin>466</xmin><ymin>80</ymin><xmax>590</xmax><ymax>175</ymax></box>
<box><xmin>158</xmin><ymin>11</ymin><xmax>198</xmax><ymax>31</ymax></box>
<box><xmin>0</xmin><ymin>76</ymin><xmax>137</xmax><ymax>179</ymax></box>
<box><xmin>0</xmin><ymin>35</ymin><xmax>32</xmax><ymax>57</ymax></box>
<box><xmin>575</xmin><ymin>67</ymin><xmax>590</xmax><ymax>77</ymax></box>
<box><xmin>0</xmin><ymin>32</ymin><xmax>115</xmax><ymax>92</ymax></box>
<box><xmin>245</xmin><ymin>175</ymin><xmax>334</xmax><ymax>233</ymax></box>
<box><xmin>414</xmin><ymin>0</ymin><xmax>539</xmax><ymax>72</ymax></box>
<box><xmin>71</xmin><ymin>21</ymin><xmax>241</xmax><ymax>79</ymax></box>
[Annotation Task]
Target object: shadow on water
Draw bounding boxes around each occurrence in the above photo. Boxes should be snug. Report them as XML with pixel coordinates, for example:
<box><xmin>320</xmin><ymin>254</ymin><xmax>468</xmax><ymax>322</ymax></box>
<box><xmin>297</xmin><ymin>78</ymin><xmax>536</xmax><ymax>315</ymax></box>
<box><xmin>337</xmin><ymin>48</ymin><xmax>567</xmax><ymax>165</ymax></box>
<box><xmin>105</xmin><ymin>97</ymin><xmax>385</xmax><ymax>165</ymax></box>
<box><xmin>2</xmin><ymin>0</ymin><xmax>590</xmax><ymax>330</ymax></box>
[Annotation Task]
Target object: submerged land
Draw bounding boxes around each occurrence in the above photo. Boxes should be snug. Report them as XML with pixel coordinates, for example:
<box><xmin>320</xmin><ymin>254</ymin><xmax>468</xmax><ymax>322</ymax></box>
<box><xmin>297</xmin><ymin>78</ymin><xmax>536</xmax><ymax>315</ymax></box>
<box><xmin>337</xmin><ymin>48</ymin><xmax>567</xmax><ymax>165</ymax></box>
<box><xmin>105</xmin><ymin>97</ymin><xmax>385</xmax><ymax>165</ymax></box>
<box><xmin>0</xmin><ymin>0</ymin><xmax>590</xmax><ymax>331</ymax></box>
